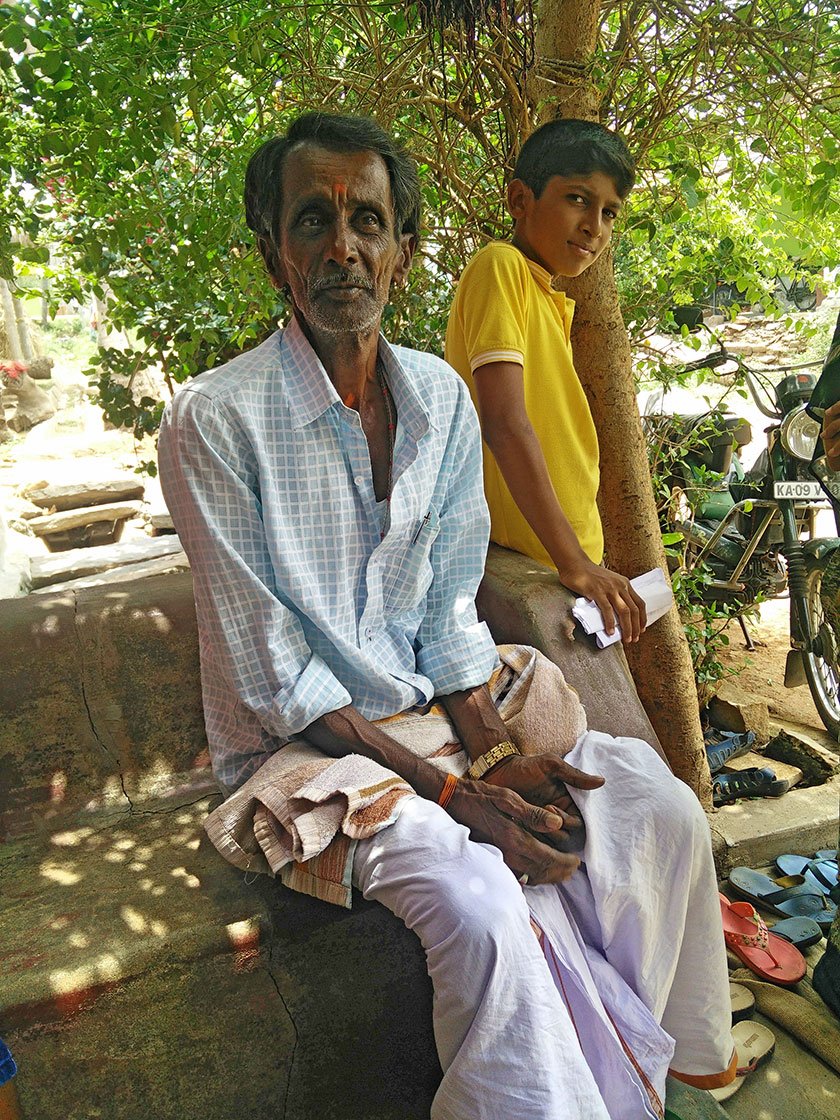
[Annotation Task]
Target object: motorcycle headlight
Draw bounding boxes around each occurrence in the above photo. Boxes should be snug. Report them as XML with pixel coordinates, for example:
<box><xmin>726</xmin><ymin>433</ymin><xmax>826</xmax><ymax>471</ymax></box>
<box><xmin>780</xmin><ymin>405</ymin><xmax>821</xmax><ymax>461</ymax></box>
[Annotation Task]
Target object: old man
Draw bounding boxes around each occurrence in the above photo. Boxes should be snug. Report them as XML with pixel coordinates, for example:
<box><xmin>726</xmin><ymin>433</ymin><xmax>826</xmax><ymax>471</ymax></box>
<box><xmin>158</xmin><ymin>112</ymin><xmax>735</xmax><ymax>1119</ymax></box>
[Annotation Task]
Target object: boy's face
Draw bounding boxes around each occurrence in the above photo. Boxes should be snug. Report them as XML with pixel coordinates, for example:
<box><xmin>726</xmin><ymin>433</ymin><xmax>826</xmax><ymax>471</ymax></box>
<box><xmin>508</xmin><ymin>171</ymin><xmax>624</xmax><ymax>278</ymax></box>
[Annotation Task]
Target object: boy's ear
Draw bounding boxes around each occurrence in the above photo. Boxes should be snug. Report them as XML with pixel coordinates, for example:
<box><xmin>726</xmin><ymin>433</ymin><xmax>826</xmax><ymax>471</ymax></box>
<box><xmin>507</xmin><ymin>179</ymin><xmax>533</xmax><ymax>220</ymax></box>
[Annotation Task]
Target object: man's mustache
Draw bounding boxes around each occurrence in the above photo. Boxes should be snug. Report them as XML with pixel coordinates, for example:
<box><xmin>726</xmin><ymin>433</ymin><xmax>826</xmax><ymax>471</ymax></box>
<box><xmin>309</xmin><ymin>271</ymin><xmax>375</xmax><ymax>295</ymax></box>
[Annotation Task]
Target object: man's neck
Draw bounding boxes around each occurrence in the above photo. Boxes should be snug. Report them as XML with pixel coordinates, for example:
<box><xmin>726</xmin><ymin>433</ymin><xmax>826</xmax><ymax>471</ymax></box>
<box><xmin>296</xmin><ymin>310</ymin><xmax>380</xmax><ymax>410</ymax></box>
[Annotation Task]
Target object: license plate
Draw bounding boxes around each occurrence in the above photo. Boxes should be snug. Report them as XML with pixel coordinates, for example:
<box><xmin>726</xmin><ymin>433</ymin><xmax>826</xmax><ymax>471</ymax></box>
<box><xmin>773</xmin><ymin>480</ymin><xmax>824</xmax><ymax>500</ymax></box>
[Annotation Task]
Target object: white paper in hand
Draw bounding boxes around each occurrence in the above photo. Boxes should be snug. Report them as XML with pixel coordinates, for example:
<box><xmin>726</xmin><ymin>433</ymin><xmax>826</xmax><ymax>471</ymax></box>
<box><xmin>571</xmin><ymin>568</ymin><xmax>674</xmax><ymax>648</ymax></box>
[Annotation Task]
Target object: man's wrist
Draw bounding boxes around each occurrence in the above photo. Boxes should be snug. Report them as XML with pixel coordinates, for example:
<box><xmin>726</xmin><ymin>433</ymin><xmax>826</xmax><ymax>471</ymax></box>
<box><xmin>467</xmin><ymin>740</ymin><xmax>520</xmax><ymax>780</ymax></box>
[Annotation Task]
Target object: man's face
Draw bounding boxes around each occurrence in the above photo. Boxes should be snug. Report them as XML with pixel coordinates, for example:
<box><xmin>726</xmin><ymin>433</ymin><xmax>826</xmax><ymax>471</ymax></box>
<box><xmin>273</xmin><ymin>142</ymin><xmax>414</xmax><ymax>337</ymax></box>
<box><xmin>508</xmin><ymin>170</ymin><xmax>623</xmax><ymax>278</ymax></box>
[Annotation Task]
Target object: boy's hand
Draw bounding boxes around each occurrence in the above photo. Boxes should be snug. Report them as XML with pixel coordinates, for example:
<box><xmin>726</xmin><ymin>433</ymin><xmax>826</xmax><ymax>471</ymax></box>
<box><xmin>823</xmin><ymin>401</ymin><xmax>840</xmax><ymax>471</ymax></box>
<box><xmin>560</xmin><ymin>558</ymin><xmax>646</xmax><ymax>643</ymax></box>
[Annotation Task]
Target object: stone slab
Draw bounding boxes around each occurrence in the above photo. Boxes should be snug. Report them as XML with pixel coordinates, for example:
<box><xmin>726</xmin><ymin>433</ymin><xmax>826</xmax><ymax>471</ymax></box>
<box><xmin>32</xmin><ymin>551</ymin><xmax>190</xmax><ymax>594</ymax></box>
<box><xmin>722</xmin><ymin>750</ymin><xmax>803</xmax><ymax>789</ymax></box>
<box><xmin>30</xmin><ymin>535</ymin><xmax>183</xmax><ymax>588</ymax></box>
<box><xmin>708</xmin><ymin>772</ymin><xmax>840</xmax><ymax>877</ymax></box>
<box><xmin>28</xmin><ymin>501</ymin><xmax>142</xmax><ymax>536</ymax></box>
<box><xmin>19</xmin><ymin>477</ymin><xmax>145</xmax><ymax>512</ymax></box>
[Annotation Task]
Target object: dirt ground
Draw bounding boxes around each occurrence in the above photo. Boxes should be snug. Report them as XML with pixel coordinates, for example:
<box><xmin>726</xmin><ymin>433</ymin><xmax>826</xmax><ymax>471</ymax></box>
<box><xmin>717</xmin><ymin>595</ymin><xmax>833</xmax><ymax>738</ymax></box>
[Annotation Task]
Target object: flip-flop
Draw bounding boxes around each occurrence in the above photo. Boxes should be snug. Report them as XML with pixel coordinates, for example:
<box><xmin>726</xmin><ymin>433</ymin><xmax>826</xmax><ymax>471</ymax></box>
<box><xmin>728</xmin><ymin>866</ymin><xmax>837</xmax><ymax>933</ymax></box>
<box><xmin>775</xmin><ymin>854</ymin><xmax>839</xmax><ymax>895</ymax></box>
<box><xmin>712</xmin><ymin>767</ymin><xmax>790</xmax><ymax>806</ymax></box>
<box><xmin>770</xmin><ymin>915</ymin><xmax>824</xmax><ymax>949</ymax></box>
<box><xmin>729</xmin><ymin>982</ymin><xmax>755</xmax><ymax>1024</ymax></box>
<box><xmin>816</xmin><ymin>849</ymin><xmax>838</xmax><ymax>861</ymax></box>
<box><xmin>709</xmin><ymin>1021</ymin><xmax>776</xmax><ymax>1102</ymax></box>
<box><xmin>704</xmin><ymin>728</ymin><xmax>756</xmax><ymax>774</ymax></box>
<box><xmin>719</xmin><ymin>894</ymin><xmax>806</xmax><ymax>985</ymax></box>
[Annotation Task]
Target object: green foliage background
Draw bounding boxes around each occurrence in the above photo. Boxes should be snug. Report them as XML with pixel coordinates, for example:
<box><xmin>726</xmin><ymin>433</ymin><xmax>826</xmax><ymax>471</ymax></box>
<box><xmin>1</xmin><ymin>0</ymin><xmax>839</xmax><ymax>689</ymax></box>
<box><xmin>2</xmin><ymin>1</ymin><xmax>838</xmax><ymax>415</ymax></box>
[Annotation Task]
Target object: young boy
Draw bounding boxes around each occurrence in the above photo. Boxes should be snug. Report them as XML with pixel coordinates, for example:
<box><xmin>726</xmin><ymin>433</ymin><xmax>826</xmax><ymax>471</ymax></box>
<box><xmin>445</xmin><ymin>118</ymin><xmax>646</xmax><ymax>643</ymax></box>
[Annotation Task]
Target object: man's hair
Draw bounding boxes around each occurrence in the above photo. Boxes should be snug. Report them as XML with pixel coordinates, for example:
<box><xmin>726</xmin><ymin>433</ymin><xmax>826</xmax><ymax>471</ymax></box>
<box><xmin>513</xmin><ymin>119</ymin><xmax>635</xmax><ymax>199</ymax></box>
<box><xmin>244</xmin><ymin>112</ymin><xmax>421</xmax><ymax>247</ymax></box>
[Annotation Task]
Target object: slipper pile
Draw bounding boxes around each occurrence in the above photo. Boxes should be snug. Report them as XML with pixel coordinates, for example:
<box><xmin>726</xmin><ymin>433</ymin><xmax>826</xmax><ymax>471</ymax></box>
<box><xmin>729</xmin><ymin>864</ymin><xmax>837</xmax><ymax>934</ymax></box>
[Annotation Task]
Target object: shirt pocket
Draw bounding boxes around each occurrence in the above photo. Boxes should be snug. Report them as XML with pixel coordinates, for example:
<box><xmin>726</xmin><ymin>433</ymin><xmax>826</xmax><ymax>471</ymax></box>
<box><xmin>381</xmin><ymin>508</ymin><xmax>441</xmax><ymax>615</ymax></box>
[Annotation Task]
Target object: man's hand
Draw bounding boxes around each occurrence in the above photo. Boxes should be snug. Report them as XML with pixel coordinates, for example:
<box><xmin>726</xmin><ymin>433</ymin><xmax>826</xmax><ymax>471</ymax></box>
<box><xmin>482</xmin><ymin>753</ymin><xmax>604</xmax><ymax>851</ymax></box>
<box><xmin>446</xmin><ymin>777</ymin><xmax>583</xmax><ymax>883</ymax></box>
<box><xmin>560</xmin><ymin>558</ymin><xmax>646</xmax><ymax>643</ymax></box>
<box><xmin>824</xmin><ymin>401</ymin><xmax>840</xmax><ymax>471</ymax></box>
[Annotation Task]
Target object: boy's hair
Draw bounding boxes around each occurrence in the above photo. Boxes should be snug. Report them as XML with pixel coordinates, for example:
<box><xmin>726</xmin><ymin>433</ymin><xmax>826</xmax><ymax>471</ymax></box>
<box><xmin>513</xmin><ymin>119</ymin><xmax>635</xmax><ymax>199</ymax></box>
<box><xmin>244</xmin><ymin>112</ymin><xmax>421</xmax><ymax>248</ymax></box>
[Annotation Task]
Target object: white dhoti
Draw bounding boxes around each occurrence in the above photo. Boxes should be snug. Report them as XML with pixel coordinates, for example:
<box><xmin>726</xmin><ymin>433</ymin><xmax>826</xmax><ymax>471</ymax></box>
<box><xmin>352</xmin><ymin>731</ymin><xmax>733</xmax><ymax>1120</ymax></box>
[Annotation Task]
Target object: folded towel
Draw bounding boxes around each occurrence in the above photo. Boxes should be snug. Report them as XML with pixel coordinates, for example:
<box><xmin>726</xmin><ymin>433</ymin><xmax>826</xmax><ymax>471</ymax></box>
<box><xmin>572</xmin><ymin>568</ymin><xmax>674</xmax><ymax>648</ymax></box>
<box><xmin>204</xmin><ymin>644</ymin><xmax>587</xmax><ymax>908</ymax></box>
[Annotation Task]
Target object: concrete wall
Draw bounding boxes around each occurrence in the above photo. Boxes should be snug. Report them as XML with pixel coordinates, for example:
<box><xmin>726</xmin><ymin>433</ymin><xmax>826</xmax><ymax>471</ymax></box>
<box><xmin>1</xmin><ymin>547</ymin><xmax>658</xmax><ymax>838</ymax></box>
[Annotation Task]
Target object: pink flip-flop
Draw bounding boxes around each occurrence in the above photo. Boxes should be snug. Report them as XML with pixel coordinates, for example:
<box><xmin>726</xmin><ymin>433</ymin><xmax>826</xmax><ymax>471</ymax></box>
<box><xmin>719</xmin><ymin>893</ymin><xmax>806</xmax><ymax>986</ymax></box>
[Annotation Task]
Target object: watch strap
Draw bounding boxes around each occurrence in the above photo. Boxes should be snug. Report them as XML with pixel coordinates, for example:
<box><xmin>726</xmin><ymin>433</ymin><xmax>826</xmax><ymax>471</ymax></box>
<box><xmin>467</xmin><ymin>739</ymin><xmax>520</xmax><ymax>780</ymax></box>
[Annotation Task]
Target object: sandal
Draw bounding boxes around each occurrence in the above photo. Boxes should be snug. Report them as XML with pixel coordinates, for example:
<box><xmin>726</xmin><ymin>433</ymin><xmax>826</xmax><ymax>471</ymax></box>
<box><xmin>775</xmin><ymin>854</ymin><xmax>839</xmax><ymax>895</ymax></box>
<box><xmin>704</xmin><ymin>728</ymin><xmax>756</xmax><ymax>774</ymax></box>
<box><xmin>729</xmin><ymin>982</ymin><xmax>755</xmax><ymax>1024</ymax></box>
<box><xmin>728</xmin><ymin>866</ymin><xmax>837</xmax><ymax>933</ymax></box>
<box><xmin>709</xmin><ymin>1021</ymin><xmax>776</xmax><ymax>1102</ymax></box>
<box><xmin>719</xmin><ymin>894</ymin><xmax>806</xmax><ymax>985</ymax></box>
<box><xmin>712</xmin><ymin>766</ymin><xmax>789</xmax><ymax>806</ymax></box>
<box><xmin>770</xmin><ymin>915</ymin><xmax>824</xmax><ymax>949</ymax></box>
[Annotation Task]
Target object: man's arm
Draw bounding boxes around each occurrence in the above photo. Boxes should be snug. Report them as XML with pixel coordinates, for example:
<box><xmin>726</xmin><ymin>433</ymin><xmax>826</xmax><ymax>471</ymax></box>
<box><xmin>304</xmin><ymin>703</ymin><xmax>584</xmax><ymax>882</ymax></box>
<box><xmin>439</xmin><ymin>683</ymin><xmax>603</xmax><ymax>851</ymax></box>
<box><xmin>473</xmin><ymin>360</ymin><xmax>646</xmax><ymax>642</ymax></box>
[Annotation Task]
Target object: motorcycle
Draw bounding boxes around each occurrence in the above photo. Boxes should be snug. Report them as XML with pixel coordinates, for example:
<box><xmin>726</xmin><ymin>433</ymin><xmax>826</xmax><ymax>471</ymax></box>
<box><xmin>644</xmin><ymin>307</ymin><xmax>840</xmax><ymax>739</ymax></box>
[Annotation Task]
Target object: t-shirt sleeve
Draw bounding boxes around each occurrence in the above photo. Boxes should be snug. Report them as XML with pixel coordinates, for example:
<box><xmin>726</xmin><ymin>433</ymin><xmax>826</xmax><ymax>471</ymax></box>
<box><xmin>453</xmin><ymin>246</ymin><xmax>529</xmax><ymax>372</ymax></box>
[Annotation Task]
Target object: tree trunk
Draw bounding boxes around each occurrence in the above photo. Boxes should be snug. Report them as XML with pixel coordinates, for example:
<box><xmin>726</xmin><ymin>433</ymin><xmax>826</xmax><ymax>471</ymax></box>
<box><xmin>13</xmin><ymin>295</ymin><xmax>35</xmax><ymax>360</ymax></box>
<box><xmin>0</xmin><ymin>279</ymin><xmax>23</xmax><ymax>360</ymax></box>
<box><xmin>531</xmin><ymin>0</ymin><xmax>711</xmax><ymax>804</ymax></box>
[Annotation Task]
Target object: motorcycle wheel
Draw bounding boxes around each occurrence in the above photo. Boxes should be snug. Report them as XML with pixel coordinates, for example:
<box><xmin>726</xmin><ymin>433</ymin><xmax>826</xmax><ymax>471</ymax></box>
<box><xmin>800</xmin><ymin>557</ymin><xmax>840</xmax><ymax>739</ymax></box>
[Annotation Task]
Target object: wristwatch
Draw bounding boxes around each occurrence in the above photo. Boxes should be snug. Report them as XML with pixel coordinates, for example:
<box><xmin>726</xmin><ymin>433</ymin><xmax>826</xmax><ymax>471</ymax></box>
<box><xmin>467</xmin><ymin>739</ymin><xmax>520</xmax><ymax>780</ymax></box>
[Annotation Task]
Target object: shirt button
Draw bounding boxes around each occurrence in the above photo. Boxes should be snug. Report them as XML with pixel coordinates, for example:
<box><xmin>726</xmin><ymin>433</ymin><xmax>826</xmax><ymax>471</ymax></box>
<box><xmin>354</xmin><ymin>476</ymin><xmax>363</xmax><ymax>486</ymax></box>
<box><xmin>365</xmin><ymin>627</ymin><xmax>374</xmax><ymax>641</ymax></box>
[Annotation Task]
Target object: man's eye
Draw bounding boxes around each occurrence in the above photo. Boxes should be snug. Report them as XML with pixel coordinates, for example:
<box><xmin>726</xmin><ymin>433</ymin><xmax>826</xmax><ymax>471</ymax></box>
<box><xmin>358</xmin><ymin>212</ymin><xmax>381</xmax><ymax>228</ymax></box>
<box><xmin>604</xmin><ymin>209</ymin><xmax>618</xmax><ymax>221</ymax></box>
<box><xmin>299</xmin><ymin>214</ymin><xmax>323</xmax><ymax>228</ymax></box>
<box><xmin>568</xmin><ymin>194</ymin><xmax>587</xmax><ymax>204</ymax></box>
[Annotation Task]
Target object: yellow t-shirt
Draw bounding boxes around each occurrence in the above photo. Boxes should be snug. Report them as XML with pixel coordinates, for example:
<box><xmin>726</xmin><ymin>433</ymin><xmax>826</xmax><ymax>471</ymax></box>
<box><xmin>445</xmin><ymin>241</ymin><xmax>603</xmax><ymax>566</ymax></box>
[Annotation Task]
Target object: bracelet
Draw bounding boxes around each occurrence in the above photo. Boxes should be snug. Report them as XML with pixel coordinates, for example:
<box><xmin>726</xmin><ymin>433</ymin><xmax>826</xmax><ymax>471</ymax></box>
<box><xmin>467</xmin><ymin>739</ymin><xmax>520</xmax><ymax>780</ymax></box>
<box><xmin>437</xmin><ymin>772</ymin><xmax>458</xmax><ymax>809</ymax></box>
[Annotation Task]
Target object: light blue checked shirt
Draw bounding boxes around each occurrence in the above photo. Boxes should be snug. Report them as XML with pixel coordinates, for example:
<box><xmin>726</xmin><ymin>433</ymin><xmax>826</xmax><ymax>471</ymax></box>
<box><xmin>158</xmin><ymin>315</ymin><xmax>498</xmax><ymax>790</ymax></box>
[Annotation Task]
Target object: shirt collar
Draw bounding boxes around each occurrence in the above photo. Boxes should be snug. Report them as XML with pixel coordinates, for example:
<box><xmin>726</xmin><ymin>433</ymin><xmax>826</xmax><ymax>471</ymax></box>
<box><xmin>516</xmin><ymin>249</ymin><xmax>575</xmax><ymax>320</ymax></box>
<box><xmin>280</xmin><ymin>314</ymin><xmax>436</xmax><ymax>437</ymax></box>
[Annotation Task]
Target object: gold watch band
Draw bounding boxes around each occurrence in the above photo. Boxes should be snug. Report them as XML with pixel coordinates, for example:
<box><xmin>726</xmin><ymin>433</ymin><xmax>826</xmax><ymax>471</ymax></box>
<box><xmin>467</xmin><ymin>739</ymin><xmax>520</xmax><ymax>780</ymax></box>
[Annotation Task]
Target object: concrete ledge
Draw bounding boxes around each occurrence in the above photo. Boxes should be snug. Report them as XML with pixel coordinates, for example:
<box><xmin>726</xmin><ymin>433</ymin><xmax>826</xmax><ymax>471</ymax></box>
<box><xmin>709</xmin><ymin>773</ymin><xmax>840</xmax><ymax>877</ymax></box>
<box><xmin>0</xmin><ymin>545</ymin><xmax>666</xmax><ymax>1118</ymax></box>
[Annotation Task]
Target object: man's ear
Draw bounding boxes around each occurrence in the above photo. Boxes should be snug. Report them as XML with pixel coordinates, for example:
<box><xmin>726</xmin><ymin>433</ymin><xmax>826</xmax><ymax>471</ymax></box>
<box><xmin>257</xmin><ymin>236</ymin><xmax>286</xmax><ymax>292</ymax></box>
<box><xmin>391</xmin><ymin>232</ymin><xmax>418</xmax><ymax>289</ymax></box>
<box><xmin>507</xmin><ymin>179</ymin><xmax>532</xmax><ymax>220</ymax></box>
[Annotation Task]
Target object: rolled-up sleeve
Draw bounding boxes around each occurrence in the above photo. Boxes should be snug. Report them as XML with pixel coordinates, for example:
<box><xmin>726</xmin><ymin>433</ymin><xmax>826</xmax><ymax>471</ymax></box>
<box><xmin>415</xmin><ymin>382</ymin><xmax>498</xmax><ymax>693</ymax></box>
<box><xmin>158</xmin><ymin>390</ymin><xmax>352</xmax><ymax>742</ymax></box>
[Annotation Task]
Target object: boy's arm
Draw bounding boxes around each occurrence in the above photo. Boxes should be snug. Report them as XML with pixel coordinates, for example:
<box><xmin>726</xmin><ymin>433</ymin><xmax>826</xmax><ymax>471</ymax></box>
<box><xmin>474</xmin><ymin>359</ymin><xmax>646</xmax><ymax>642</ymax></box>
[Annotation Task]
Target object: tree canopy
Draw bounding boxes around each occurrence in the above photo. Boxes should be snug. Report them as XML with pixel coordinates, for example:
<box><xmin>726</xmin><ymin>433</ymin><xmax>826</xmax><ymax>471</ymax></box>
<box><xmin>1</xmin><ymin>0</ymin><xmax>838</xmax><ymax>447</ymax></box>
